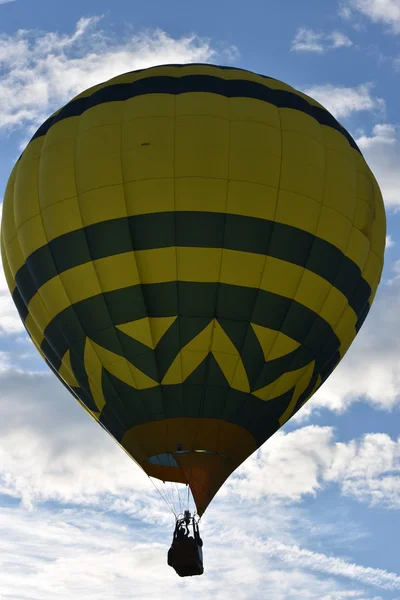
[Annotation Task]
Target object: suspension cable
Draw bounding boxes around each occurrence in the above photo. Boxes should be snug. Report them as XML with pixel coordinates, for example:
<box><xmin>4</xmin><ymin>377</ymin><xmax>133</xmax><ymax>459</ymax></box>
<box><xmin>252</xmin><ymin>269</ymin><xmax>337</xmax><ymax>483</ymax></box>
<box><xmin>147</xmin><ymin>475</ymin><xmax>176</xmax><ymax>517</ymax></box>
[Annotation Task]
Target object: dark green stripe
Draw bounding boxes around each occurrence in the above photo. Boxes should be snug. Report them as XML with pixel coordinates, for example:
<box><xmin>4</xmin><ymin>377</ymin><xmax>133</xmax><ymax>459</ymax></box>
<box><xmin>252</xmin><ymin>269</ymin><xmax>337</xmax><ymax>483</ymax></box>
<box><xmin>41</xmin><ymin>281</ymin><xmax>341</xmax><ymax>377</ymax></box>
<box><xmin>99</xmin><ymin>376</ymin><xmax>297</xmax><ymax>448</ymax></box>
<box><xmin>12</xmin><ymin>287</ymin><xmax>28</xmax><ymax>322</ymax></box>
<box><xmin>40</xmin><ymin>277</ymin><xmax>342</xmax><ymax>447</ymax></box>
<box><xmin>25</xmin><ymin>73</ymin><xmax>360</xmax><ymax>153</ymax></box>
<box><xmin>15</xmin><ymin>212</ymin><xmax>371</xmax><ymax>322</ymax></box>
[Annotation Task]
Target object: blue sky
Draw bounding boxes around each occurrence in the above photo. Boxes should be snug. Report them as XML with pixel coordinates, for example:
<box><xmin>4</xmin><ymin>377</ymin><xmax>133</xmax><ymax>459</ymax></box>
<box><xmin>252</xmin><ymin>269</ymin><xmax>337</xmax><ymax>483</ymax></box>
<box><xmin>0</xmin><ymin>1</ymin><xmax>400</xmax><ymax>598</ymax></box>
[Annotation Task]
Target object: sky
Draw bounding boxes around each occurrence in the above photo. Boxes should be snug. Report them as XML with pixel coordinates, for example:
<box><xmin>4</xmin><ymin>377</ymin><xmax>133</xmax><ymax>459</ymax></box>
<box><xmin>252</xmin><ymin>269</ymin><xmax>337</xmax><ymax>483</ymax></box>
<box><xmin>0</xmin><ymin>0</ymin><xmax>400</xmax><ymax>598</ymax></box>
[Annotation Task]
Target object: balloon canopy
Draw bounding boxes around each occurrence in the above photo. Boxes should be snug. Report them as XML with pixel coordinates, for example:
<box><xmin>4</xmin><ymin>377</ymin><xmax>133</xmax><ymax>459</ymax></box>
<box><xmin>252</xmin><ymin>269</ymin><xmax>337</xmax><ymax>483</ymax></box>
<box><xmin>1</xmin><ymin>64</ymin><xmax>386</xmax><ymax>515</ymax></box>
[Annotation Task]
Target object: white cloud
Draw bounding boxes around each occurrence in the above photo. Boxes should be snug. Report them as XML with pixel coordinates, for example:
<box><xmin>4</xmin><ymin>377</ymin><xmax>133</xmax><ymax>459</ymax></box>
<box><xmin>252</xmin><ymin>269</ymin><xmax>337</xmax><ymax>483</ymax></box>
<box><xmin>296</xmin><ymin>272</ymin><xmax>400</xmax><ymax>417</ymax></box>
<box><xmin>228</xmin><ymin>426</ymin><xmax>400</xmax><ymax>512</ymax></box>
<box><xmin>386</xmin><ymin>235</ymin><xmax>395</xmax><ymax>247</ymax></box>
<box><xmin>302</xmin><ymin>83</ymin><xmax>384</xmax><ymax>119</ymax></box>
<box><xmin>2</xmin><ymin>369</ymin><xmax>399</xmax><ymax>517</ymax></box>
<box><xmin>341</xmin><ymin>0</ymin><xmax>400</xmax><ymax>34</ymax></box>
<box><xmin>356</xmin><ymin>124</ymin><xmax>400</xmax><ymax>209</ymax></box>
<box><xmin>0</xmin><ymin>17</ymin><xmax>227</xmax><ymax>135</ymax></box>
<box><xmin>0</xmin><ymin>0</ymin><xmax>16</xmax><ymax>4</ymax></box>
<box><xmin>0</xmin><ymin>370</ymin><xmax>397</xmax><ymax>596</ymax></box>
<box><xmin>0</xmin><ymin>370</ymin><xmax>165</xmax><ymax>516</ymax></box>
<box><xmin>0</xmin><ymin>504</ymin><xmax>390</xmax><ymax>600</ymax></box>
<box><xmin>292</xmin><ymin>28</ymin><xmax>353</xmax><ymax>52</ymax></box>
<box><xmin>329</xmin><ymin>30</ymin><xmax>354</xmax><ymax>47</ymax></box>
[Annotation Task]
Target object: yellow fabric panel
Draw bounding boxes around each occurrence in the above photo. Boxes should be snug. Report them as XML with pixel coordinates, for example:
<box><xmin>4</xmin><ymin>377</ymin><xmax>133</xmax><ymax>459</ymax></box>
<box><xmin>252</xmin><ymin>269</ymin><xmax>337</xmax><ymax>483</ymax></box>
<box><xmin>160</xmin><ymin>354</ymin><xmax>183</xmax><ymax>385</ymax></box>
<box><xmin>181</xmin><ymin>350</ymin><xmax>210</xmax><ymax>381</ymax></box>
<box><xmin>17</xmin><ymin>215</ymin><xmax>48</xmax><ymax>259</ymax></box>
<box><xmin>220</xmin><ymin>248</ymin><xmax>265</xmax><ymax>288</ymax></box>
<box><xmin>226</xmin><ymin>180</ymin><xmax>278</xmax><ymax>220</ymax></box>
<box><xmin>90</xmin><ymin>340</ymin><xmax>158</xmax><ymax>389</ymax></box>
<box><xmin>370</xmin><ymin>177</ymin><xmax>386</xmax><ymax>258</ymax></box>
<box><xmin>43</xmin><ymin>115</ymin><xmax>79</xmax><ymax>147</ymax></box>
<box><xmin>231</xmin><ymin>360</ymin><xmax>251</xmax><ymax>393</ymax></box>
<box><xmin>122</xmin><ymin>120</ymin><xmax>175</xmax><ymax>182</ymax></box>
<box><xmin>268</xmin><ymin>330</ymin><xmax>300</xmax><ymax>362</ymax></box>
<box><xmin>175</xmin><ymin>177</ymin><xmax>227</xmax><ymax>213</ymax></box>
<box><xmin>176</xmin><ymin>91</ymin><xmax>229</xmax><ymax>118</ymax></box>
<box><xmin>177</xmin><ymin>247</ymin><xmax>222</xmax><ymax>282</ymax></box>
<box><xmin>279</xmin><ymin>361</ymin><xmax>316</xmax><ymax>425</ymax></box>
<box><xmin>79</xmin><ymin>101</ymin><xmax>123</xmax><ymax>131</ymax></box>
<box><xmin>253</xmin><ymin>361</ymin><xmax>314</xmax><ymax>401</ymax></box>
<box><xmin>280</xmin><ymin>129</ymin><xmax>325</xmax><ymax>202</ymax></box>
<box><xmin>211</xmin><ymin>319</ymin><xmax>240</xmax><ymax>354</ymax></box>
<box><xmin>18</xmin><ymin>135</ymin><xmax>44</xmax><ymax>162</ymax></box>
<box><xmin>38</xmin><ymin>138</ymin><xmax>77</xmax><ymax>210</ymax></box>
<box><xmin>12</xmin><ymin>138</ymin><xmax>43</xmax><ymax>230</ymax></box>
<box><xmin>275</xmin><ymin>189</ymin><xmax>321</xmax><ymax>235</ymax></box>
<box><xmin>84</xmin><ymin>340</ymin><xmax>107</xmax><ymax>412</ymax></box>
<box><xmin>362</xmin><ymin>252</ymin><xmax>383</xmax><ymax>289</ymax></box>
<box><xmin>59</xmin><ymin>350</ymin><xmax>79</xmax><ymax>388</ymax></box>
<box><xmin>162</xmin><ymin>322</ymin><xmax>214</xmax><ymax>384</ymax></box>
<box><xmin>321</xmin><ymin>124</ymin><xmax>357</xmax><ymax>163</ymax></box>
<box><xmin>212</xmin><ymin>352</ymin><xmax>241</xmax><ymax>386</ymax></box>
<box><xmin>211</xmin><ymin>325</ymin><xmax>250</xmax><ymax>389</ymax></box>
<box><xmin>335</xmin><ymin>306</ymin><xmax>359</xmax><ymax>357</ymax></box>
<box><xmin>117</xmin><ymin>317</ymin><xmax>154</xmax><ymax>349</ymax></box>
<box><xmin>2</xmin><ymin>235</ymin><xmax>25</xmax><ymax>280</ymax></box>
<box><xmin>229</xmin><ymin>120</ymin><xmax>281</xmax><ymax>187</ymax></box>
<box><xmin>14</xmin><ymin>155</ymin><xmax>40</xmax><ymax>230</ymax></box>
<box><xmin>175</xmin><ymin>115</ymin><xmax>230</xmax><ymax>179</ymax></box>
<box><xmin>319</xmin><ymin>287</ymin><xmax>349</xmax><ymax>330</ymax></box>
<box><xmin>210</xmin><ymin>320</ymin><xmax>249</xmax><ymax>389</ymax></box>
<box><xmin>75</xmin><ymin>124</ymin><xmax>123</xmax><ymax>194</ymax></box>
<box><xmin>354</xmin><ymin>198</ymin><xmax>373</xmax><ymax>236</ymax></box>
<box><xmin>25</xmin><ymin>314</ymin><xmax>44</xmax><ymax>348</ymax></box>
<box><xmin>323</xmin><ymin>146</ymin><xmax>357</xmax><ymax>222</ymax></box>
<box><xmin>135</xmin><ymin>247</ymin><xmax>177</xmax><ymax>283</ymax></box>
<box><xmin>315</xmin><ymin>205</ymin><xmax>353</xmax><ymax>254</ymax></box>
<box><xmin>27</xmin><ymin>292</ymin><xmax>54</xmax><ymax>335</ymax></box>
<box><xmin>149</xmin><ymin>317</ymin><xmax>178</xmax><ymax>347</ymax></box>
<box><xmin>229</xmin><ymin>97</ymin><xmax>280</xmax><ymax>128</ymax></box>
<box><xmin>123</xmin><ymin>115</ymin><xmax>174</xmax><ymax>148</ymax></box>
<box><xmin>88</xmin><ymin>369</ymin><xmax>107</xmax><ymax>412</ymax></box>
<box><xmin>123</xmin><ymin>94</ymin><xmax>175</xmax><ymax>121</ymax></box>
<box><xmin>84</xmin><ymin>338</ymin><xmax>104</xmax><ymax>375</ymax></box>
<box><xmin>94</xmin><ymin>252</ymin><xmax>140</xmax><ymax>293</ymax></box>
<box><xmin>186</xmin><ymin>321</ymin><xmax>214</xmax><ymax>352</ymax></box>
<box><xmin>280</xmin><ymin>108</ymin><xmax>323</xmax><ymax>145</ymax></box>
<box><xmin>1</xmin><ymin>165</ymin><xmax>17</xmax><ymax>246</ymax></box>
<box><xmin>260</xmin><ymin>256</ymin><xmax>304</xmax><ymax>299</ymax></box>
<box><xmin>33</xmin><ymin>276</ymin><xmax>71</xmax><ymax>323</ymax></box>
<box><xmin>356</xmin><ymin>165</ymin><xmax>375</xmax><ymax>207</ymax></box>
<box><xmin>78</xmin><ymin>185</ymin><xmax>127</xmax><ymax>227</ymax></box>
<box><xmin>41</xmin><ymin>196</ymin><xmax>83</xmax><ymax>241</ymax></box>
<box><xmin>346</xmin><ymin>227</ymin><xmax>370</xmax><ymax>272</ymax></box>
<box><xmin>250</xmin><ymin>324</ymin><xmax>278</xmax><ymax>360</ymax></box>
<box><xmin>124</xmin><ymin>178</ymin><xmax>175</xmax><ymax>216</ymax></box>
<box><xmin>0</xmin><ymin>236</ymin><xmax>15</xmax><ymax>292</ymax></box>
<box><xmin>60</xmin><ymin>262</ymin><xmax>102</xmax><ymax>304</ymax></box>
<box><xmin>294</xmin><ymin>270</ymin><xmax>332</xmax><ymax>316</ymax></box>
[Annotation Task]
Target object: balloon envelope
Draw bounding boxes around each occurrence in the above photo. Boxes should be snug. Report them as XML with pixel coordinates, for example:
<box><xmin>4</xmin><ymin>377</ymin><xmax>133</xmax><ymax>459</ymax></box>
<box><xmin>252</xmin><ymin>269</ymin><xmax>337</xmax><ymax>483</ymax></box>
<box><xmin>1</xmin><ymin>64</ymin><xmax>386</xmax><ymax>514</ymax></box>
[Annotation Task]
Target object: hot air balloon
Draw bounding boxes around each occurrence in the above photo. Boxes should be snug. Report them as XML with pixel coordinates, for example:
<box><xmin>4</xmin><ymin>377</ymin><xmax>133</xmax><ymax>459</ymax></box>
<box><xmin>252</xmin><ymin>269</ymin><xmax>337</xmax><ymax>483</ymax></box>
<box><xmin>1</xmin><ymin>64</ymin><xmax>386</xmax><ymax>577</ymax></box>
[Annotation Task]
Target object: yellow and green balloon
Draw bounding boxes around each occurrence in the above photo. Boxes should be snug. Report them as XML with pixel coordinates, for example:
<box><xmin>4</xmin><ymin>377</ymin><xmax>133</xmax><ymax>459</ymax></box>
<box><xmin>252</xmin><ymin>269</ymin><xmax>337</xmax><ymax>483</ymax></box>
<box><xmin>1</xmin><ymin>64</ymin><xmax>386</xmax><ymax>515</ymax></box>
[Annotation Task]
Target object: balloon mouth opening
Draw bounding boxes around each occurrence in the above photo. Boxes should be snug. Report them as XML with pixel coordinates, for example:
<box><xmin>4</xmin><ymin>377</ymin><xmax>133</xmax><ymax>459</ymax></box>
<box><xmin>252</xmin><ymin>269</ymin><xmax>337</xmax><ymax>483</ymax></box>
<box><xmin>147</xmin><ymin>450</ymin><xmax>229</xmax><ymax>468</ymax></box>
